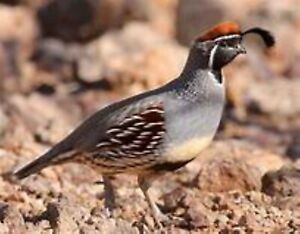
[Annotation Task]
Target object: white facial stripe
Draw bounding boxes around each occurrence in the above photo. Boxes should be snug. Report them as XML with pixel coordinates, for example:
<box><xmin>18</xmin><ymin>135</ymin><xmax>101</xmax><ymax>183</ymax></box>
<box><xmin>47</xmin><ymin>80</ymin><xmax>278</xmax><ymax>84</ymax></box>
<box><xmin>214</xmin><ymin>34</ymin><xmax>240</xmax><ymax>42</ymax></box>
<box><xmin>208</xmin><ymin>44</ymin><xmax>218</xmax><ymax>69</ymax></box>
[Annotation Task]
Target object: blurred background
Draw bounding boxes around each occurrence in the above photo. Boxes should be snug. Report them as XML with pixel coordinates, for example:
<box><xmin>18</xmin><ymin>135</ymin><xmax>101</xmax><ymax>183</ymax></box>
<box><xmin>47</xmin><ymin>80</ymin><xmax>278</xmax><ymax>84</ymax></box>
<box><xmin>0</xmin><ymin>0</ymin><xmax>299</xmax><ymax>233</ymax></box>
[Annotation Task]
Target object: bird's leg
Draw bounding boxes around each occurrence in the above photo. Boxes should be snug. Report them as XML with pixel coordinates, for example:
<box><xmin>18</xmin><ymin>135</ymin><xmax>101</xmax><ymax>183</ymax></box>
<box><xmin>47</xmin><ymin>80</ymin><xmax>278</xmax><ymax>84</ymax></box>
<box><xmin>102</xmin><ymin>175</ymin><xmax>116</xmax><ymax>217</ymax></box>
<box><xmin>138</xmin><ymin>175</ymin><xmax>169</xmax><ymax>228</ymax></box>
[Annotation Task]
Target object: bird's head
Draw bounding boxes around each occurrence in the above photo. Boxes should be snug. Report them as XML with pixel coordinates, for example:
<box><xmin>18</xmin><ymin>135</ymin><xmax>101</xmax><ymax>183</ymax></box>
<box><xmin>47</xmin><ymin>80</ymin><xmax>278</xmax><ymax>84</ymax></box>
<box><xmin>191</xmin><ymin>22</ymin><xmax>275</xmax><ymax>70</ymax></box>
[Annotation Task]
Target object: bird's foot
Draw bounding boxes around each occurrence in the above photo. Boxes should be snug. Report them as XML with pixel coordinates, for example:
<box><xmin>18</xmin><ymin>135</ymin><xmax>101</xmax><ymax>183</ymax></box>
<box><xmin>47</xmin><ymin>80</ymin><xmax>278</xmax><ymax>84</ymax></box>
<box><xmin>152</xmin><ymin>208</ymin><xmax>171</xmax><ymax>229</ymax></box>
<box><xmin>151</xmin><ymin>209</ymin><xmax>188</xmax><ymax>230</ymax></box>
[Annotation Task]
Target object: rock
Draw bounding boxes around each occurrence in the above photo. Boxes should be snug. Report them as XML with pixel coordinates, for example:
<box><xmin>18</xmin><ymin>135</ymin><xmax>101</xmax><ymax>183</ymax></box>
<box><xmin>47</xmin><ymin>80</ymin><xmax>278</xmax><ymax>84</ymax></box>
<box><xmin>142</xmin><ymin>0</ymin><xmax>177</xmax><ymax>36</ymax></box>
<box><xmin>37</xmin><ymin>0</ymin><xmax>122</xmax><ymax>42</ymax></box>
<box><xmin>30</xmin><ymin>39</ymin><xmax>72</xmax><ymax>72</ymax></box>
<box><xmin>43</xmin><ymin>201</ymin><xmax>138</xmax><ymax>233</ymax></box>
<box><xmin>89</xmin><ymin>218</ymin><xmax>138</xmax><ymax>234</ymax></box>
<box><xmin>44</xmin><ymin>202</ymin><xmax>83</xmax><ymax>233</ymax></box>
<box><xmin>0</xmin><ymin>0</ymin><xmax>20</xmax><ymax>5</ymax></box>
<box><xmin>164</xmin><ymin>189</ymin><xmax>298</xmax><ymax>233</ymax></box>
<box><xmin>246</xmin><ymin>79</ymin><xmax>300</xmax><ymax>118</ymax></box>
<box><xmin>36</xmin><ymin>0</ymin><xmax>177</xmax><ymax>42</ymax></box>
<box><xmin>261</xmin><ymin>165</ymin><xmax>300</xmax><ymax>225</ymax></box>
<box><xmin>36</xmin><ymin>0</ymin><xmax>160</xmax><ymax>42</ymax></box>
<box><xmin>0</xmin><ymin>203</ymin><xmax>26</xmax><ymax>232</ymax></box>
<box><xmin>0</xmin><ymin>5</ymin><xmax>38</xmax><ymax>57</ymax></box>
<box><xmin>285</xmin><ymin>55</ymin><xmax>300</xmax><ymax>78</ymax></box>
<box><xmin>262</xmin><ymin>165</ymin><xmax>300</xmax><ymax>198</ymax></box>
<box><xmin>162</xmin><ymin>187</ymin><xmax>187</xmax><ymax>212</ymax></box>
<box><xmin>0</xmin><ymin>107</ymin><xmax>8</xmax><ymax>138</ymax></box>
<box><xmin>188</xmin><ymin>140</ymin><xmax>286</xmax><ymax>176</ymax></box>
<box><xmin>194</xmin><ymin>157</ymin><xmax>261</xmax><ymax>193</ymax></box>
<box><xmin>286</xmin><ymin>133</ymin><xmax>300</xmax><ymax>161</ymax></box>
<box><xmin>0</xmin><ymin>5</ymin><xmax>38</xmax><ymax>89</ymax></box>
<box><xmin>6</xmin><ymin>93</ymin><xmax>80</xmax><ymax>144</ymax></box>
<box><xmin>183</xmin><ymin>194</ymin><xmax>211</xmax><ymax>229</ymax></box>
<box><xmin>78</xmin><ymin>22</ymin><xmax>187</xmax><ymax>93</ymax></box>
<box><xmin>274</xmin><ymin>196</ymin><xmax>300</xmax><ymax>212</ymax></box>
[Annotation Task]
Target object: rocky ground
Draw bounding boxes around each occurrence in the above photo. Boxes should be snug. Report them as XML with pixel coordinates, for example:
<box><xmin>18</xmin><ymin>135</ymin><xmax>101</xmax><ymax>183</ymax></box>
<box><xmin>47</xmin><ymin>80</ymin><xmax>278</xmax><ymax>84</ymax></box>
<box><xmin>0</xmin><ymin>0</ymin><xmax>299</xmax><ymax>233</ymax></box>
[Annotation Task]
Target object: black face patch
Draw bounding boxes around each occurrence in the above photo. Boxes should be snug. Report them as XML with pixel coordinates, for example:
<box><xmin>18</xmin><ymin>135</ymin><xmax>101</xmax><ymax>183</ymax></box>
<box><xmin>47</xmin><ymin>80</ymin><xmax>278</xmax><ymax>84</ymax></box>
<box><xmin>209</xmin><ymin>35</ymin><xmax>243</xmax><ymax>70</ymax></box>
<box><xmin>212</xmin><ymin>70</ymin><xmax>223</xmax><ymax>84</ymax></box>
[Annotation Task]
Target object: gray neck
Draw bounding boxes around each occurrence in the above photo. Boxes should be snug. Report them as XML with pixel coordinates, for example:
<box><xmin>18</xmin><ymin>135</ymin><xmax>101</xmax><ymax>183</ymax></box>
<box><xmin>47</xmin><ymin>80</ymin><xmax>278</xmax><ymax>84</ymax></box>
<box><xmin>181</xmin><ymin>46</ymin><xmax>210</xmax><ymax>74</ymax></box>
<box><xmin>171</xmin><ymin>69</ymin><xmax>222</xmax><ymax>102</ymax></box>
<box><xmin>156</xmin><ymin>44</ymin><xmax>224</xmax><ymax>103</ymax></box>
<box><xmin>167</xmin><ymin>45</ymin><xmax>222</xmax><ymax>102</ymax></box>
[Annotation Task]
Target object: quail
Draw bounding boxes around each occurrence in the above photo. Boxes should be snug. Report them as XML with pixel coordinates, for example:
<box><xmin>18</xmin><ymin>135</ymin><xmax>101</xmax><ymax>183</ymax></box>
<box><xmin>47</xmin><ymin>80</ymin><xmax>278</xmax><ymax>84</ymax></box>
<box><xmin>14</xmin><ymin>22</ymin><xmax>275</xmax><ymax>227</ymax></box>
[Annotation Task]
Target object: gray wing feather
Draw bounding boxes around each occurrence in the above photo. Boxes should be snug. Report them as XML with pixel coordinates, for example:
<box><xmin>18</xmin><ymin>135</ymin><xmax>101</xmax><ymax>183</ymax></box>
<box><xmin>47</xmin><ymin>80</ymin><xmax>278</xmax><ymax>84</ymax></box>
<box><xmin>13</xmin><ymin>88</ymin><xmax>167</xmax><ymax>179</ymax></box>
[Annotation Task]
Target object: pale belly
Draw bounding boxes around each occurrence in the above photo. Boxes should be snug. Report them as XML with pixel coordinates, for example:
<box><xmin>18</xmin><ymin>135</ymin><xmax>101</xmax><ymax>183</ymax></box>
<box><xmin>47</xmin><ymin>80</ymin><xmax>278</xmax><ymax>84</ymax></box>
<box><xmin>164</xmin><ymin>135</ymin><xmax>213</xmax><ymax>162</ymax></box>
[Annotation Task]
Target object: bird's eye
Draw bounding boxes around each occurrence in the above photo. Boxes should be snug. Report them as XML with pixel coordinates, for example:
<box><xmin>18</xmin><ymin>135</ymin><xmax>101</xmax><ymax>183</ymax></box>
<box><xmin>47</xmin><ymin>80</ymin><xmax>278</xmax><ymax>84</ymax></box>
<box><xmin>218</xmin><ymin>41</ymin><xmax>228</xmax><ymax>47</ymax></box>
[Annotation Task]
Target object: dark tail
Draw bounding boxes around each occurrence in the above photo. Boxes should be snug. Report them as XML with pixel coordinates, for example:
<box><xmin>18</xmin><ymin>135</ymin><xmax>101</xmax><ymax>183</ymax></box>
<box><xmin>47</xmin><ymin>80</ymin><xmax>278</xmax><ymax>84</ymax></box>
<box><xmin>14</xmin><ymin>144</ymin><xmax>76</xmax><ymax>180</ymax></box>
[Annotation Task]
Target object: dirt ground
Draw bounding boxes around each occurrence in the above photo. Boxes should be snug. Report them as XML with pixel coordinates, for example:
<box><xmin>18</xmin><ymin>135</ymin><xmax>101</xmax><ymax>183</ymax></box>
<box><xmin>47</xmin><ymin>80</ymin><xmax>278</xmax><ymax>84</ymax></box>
<box><xmin>0</xmin><ymin>0</ymin><xmax>299</xmax><ymax>233</ymax></box>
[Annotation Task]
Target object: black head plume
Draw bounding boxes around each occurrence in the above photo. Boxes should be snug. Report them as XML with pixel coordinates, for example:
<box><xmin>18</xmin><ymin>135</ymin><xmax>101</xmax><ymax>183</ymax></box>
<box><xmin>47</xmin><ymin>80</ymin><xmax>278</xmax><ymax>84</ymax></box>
<box><xmin>242</xmin><ymin>27</ymin><xmax>275</xmax><ymax>47</ymax></box>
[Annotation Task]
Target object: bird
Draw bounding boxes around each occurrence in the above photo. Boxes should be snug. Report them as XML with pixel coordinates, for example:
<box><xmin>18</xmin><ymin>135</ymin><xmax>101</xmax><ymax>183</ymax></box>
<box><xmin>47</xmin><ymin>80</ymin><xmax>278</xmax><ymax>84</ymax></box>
<box><xmin>13</xmin><ymin>22</ymin><xmax>275</xmax><ymax>227</ymax></box>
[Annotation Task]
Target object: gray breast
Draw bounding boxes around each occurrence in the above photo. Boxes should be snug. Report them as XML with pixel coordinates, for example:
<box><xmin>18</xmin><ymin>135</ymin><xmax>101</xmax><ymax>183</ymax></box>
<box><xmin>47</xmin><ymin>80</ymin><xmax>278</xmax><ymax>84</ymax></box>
<box><xmin>162</xmin><ymin>71</ymin><xmax>225</xmax><ymax>162</ymax></box>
